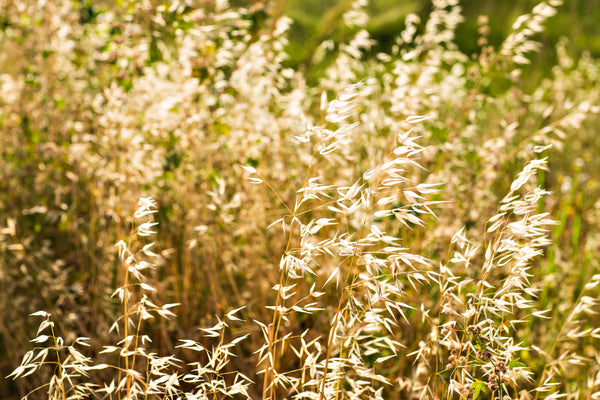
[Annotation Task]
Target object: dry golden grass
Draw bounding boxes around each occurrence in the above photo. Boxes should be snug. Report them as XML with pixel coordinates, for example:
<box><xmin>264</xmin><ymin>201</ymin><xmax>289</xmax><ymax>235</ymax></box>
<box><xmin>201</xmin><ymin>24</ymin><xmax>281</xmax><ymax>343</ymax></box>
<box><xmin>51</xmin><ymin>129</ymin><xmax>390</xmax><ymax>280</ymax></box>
<box><xmin>2</xmin><ymin>0</ymin><xmax>600</xmax><ymax>399</ymax></box>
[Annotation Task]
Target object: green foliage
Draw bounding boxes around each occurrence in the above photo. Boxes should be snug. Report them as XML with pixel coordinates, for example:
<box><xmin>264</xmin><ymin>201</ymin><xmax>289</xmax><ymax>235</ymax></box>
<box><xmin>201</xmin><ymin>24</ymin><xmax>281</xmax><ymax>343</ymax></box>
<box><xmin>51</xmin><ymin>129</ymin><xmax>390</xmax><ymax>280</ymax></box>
<box><xmin>471</xmin><ymin>379</ymin><xmax>487</xmax><ymax>400</ymax></box>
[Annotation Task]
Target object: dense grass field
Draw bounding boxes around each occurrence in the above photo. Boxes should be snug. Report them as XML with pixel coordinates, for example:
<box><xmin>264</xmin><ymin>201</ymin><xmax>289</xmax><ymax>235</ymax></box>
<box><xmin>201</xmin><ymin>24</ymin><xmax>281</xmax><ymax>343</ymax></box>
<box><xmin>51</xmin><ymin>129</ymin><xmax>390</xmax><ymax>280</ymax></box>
<box><xmin>2</xmin><ymin>0</ymin><xmax>600</xmax><ymax>399</ymax></box>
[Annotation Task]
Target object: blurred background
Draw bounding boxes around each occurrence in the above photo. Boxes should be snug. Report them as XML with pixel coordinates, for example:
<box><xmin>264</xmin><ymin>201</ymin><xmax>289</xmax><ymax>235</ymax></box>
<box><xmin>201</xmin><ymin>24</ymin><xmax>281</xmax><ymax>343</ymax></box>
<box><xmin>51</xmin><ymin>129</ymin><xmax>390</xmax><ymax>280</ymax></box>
<box><xmin>280</xmin><ymin>0</ymin><xmax>600</xmax><ymax>83</ymax></box>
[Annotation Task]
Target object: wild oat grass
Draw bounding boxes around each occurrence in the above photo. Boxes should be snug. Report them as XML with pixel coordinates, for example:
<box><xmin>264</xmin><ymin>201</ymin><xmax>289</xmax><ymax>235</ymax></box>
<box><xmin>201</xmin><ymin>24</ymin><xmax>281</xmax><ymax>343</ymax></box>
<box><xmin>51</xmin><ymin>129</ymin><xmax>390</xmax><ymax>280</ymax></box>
<box><xmin>2</xmin><ymin>0</ymin><xmax>600</xmax><ymax>399</ymax></box>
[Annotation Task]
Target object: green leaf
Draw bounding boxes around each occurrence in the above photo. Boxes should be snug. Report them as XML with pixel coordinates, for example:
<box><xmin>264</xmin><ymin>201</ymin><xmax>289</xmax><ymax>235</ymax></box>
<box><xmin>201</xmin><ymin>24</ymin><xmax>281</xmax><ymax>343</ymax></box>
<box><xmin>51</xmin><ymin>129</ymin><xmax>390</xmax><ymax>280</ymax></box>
<box><xmin>471</xmin><ymin>379</ymin><xmax>487</xmax><ymax>400</ymax></box>
<box><xmin>509</xmin><ymin>359</ymin><xmax>526</xmax><ymax>369</ymax></box>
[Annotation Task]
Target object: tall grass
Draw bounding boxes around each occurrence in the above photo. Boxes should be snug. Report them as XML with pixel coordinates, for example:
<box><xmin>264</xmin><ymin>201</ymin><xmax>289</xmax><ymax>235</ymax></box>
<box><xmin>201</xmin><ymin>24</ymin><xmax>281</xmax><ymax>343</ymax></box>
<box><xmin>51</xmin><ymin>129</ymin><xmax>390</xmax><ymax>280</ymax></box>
<box><xmin>2</xmin><ymin>0</ymin><xmax>600</xmax><ymax>399</ymax></box>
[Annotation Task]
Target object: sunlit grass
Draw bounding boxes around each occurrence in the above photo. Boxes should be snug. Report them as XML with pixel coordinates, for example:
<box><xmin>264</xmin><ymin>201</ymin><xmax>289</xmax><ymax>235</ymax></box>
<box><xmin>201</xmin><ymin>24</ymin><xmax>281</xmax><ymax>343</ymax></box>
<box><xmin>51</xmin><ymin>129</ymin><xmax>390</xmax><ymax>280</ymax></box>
<box><xmin>2</xmin><ymin>1</ymin><xmax>600</xmax><ymax>399</ymax></box>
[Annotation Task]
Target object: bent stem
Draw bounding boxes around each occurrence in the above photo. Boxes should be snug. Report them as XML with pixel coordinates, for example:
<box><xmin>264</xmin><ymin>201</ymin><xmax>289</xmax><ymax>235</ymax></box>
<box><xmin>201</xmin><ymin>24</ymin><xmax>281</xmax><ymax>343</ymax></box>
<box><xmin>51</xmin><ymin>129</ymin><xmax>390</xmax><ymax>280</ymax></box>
<box><xmin>262</xmin><ymin>146</ymin><xmax>319</xmax><ymax>400</ymax></box>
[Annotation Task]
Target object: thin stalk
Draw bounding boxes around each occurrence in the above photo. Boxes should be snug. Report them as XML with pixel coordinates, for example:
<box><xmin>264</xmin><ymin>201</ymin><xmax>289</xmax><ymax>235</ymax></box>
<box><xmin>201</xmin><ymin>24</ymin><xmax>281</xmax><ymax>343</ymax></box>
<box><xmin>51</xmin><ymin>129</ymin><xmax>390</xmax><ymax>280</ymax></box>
<box><xmin>123</xmin><ymin>266</ymin><xmax>131</xmax><ymax>398</ymax></box>
<box><xmin>49</xmin><ymin>319</ymin><xmax>67</xmax><ymax>400</ymax></box>
<box><xmin>318</xmin><ymin>210</ymin><xmax>368</xmax><ymax>400</ymax></box>
<box><xmin>318</xmin><ymin>133</ymin><xmax>400</xmax><ymax>399</ymax></box>
<box><xmin>532</xmin><ymin>277</ymin><xmax>592</xmax><ymax>400</ymax></box>
<box><xmin>129</xmin><ymin>305</ymin><xmax>144</xmax><ymax>388</ymax></box>
<box><xmin>262</xmin><ymin>146</ymin><xmax>319</xmax><ymax>400</ymax></box>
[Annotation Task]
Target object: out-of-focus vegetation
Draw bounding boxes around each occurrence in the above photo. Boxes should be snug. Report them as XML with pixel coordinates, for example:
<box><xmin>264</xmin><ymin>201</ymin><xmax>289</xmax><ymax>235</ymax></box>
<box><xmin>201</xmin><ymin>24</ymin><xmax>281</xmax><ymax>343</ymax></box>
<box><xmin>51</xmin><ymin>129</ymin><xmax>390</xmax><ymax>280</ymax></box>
<box><xmin>2</xmin><ymin>0</ymin><xmax>600</xmax><ymax>399</ymax></box>
<box><xmin>285</xmin><ymin>0</ymin><xmax>600</xmax><ymax>84</ymax></box>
